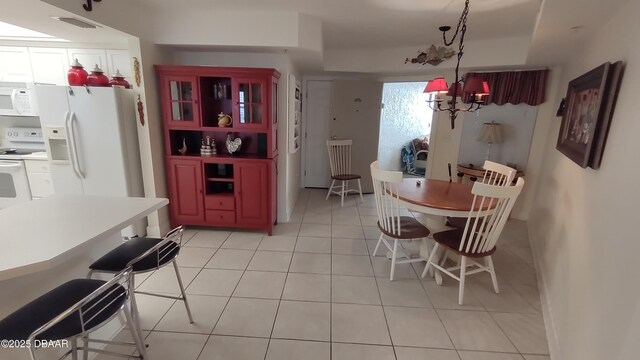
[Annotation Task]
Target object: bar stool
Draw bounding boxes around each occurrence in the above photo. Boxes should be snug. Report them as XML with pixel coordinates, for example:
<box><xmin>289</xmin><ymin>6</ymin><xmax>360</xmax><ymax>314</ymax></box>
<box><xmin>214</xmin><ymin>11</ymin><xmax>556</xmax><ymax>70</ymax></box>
<box><xmin>0</xmin><ymin>269</ymin><xmax>146</xmax><ymax>360</ymax></box>
<box><xmin>87</xmin><ymin>226</ymin><xmax>194</xmax><ymax>324</ymax></box>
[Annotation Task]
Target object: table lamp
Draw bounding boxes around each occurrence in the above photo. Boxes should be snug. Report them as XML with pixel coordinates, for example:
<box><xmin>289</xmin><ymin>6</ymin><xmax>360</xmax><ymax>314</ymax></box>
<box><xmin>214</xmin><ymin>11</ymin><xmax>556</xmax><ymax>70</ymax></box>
<box><xmin>477</xmin><ymin>122</ymin><xmax>503</xmax><ymax>160</ymax></box>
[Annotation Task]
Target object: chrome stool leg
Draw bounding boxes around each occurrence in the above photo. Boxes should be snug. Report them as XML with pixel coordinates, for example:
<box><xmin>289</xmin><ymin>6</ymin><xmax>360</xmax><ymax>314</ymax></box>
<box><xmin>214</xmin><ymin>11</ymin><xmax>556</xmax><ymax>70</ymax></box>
<box><xmin>172</xmin><ymin>260</ymin><xmax>194</xmax><ymax>323</ymax></box>
<box><xmin>123</xmin><ymin>302</ymin><xmax>147</xmax><ymax>359</ymax></box>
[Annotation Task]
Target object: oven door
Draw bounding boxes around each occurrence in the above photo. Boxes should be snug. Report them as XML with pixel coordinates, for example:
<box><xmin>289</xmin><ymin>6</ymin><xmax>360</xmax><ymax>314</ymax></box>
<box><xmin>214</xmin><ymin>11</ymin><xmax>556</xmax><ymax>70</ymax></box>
<box><xmin>0</xmin><ymin>160</ymin><xmax>32</xmax><ymax>209</ymax></box>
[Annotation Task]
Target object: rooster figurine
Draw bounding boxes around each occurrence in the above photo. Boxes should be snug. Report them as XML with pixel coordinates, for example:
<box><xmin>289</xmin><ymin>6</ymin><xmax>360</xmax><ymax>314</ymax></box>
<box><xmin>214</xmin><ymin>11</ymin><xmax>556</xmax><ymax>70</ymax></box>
<box><xmin>225</xmin><ymin>133</ymin><xmax>242</xmax><ymax>155</ymax></box>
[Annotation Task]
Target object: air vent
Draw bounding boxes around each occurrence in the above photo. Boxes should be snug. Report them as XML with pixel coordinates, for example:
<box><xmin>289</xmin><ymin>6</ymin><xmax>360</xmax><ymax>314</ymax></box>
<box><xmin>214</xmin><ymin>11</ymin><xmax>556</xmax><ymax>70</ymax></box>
<box><xmin>53</xmin><ymin>17</ymin><xmax>99</xmax><ymax>29</ymax></box>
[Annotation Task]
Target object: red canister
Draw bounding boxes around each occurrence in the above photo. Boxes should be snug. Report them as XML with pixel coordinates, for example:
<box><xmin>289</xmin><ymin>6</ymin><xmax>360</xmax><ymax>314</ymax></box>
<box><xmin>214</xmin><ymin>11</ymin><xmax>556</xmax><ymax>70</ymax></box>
<box><xmin>67</xmin><ymin>58</ymin><xmax>88</xmax><ymax>86</ymax></box>
<box><xmin>109</xmin><ymin>70</ymin><xmax>131</xmax><ymax>88</ymax></box>
<box><xmin>86</xmin><ymin>65</ymin><xmax>110</xmax><ymax>87</ymax></box>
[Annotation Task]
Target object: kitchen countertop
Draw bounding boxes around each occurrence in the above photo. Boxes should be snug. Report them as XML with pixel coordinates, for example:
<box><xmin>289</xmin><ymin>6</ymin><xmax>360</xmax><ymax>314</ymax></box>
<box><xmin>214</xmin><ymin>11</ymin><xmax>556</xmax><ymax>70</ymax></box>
<box><xmin>21</xmin><ymin>151</ymin><xmax>48</xmax><ymax>160</ymax></box>
<box><xmin>0</xmin><ymin>195</ymin><xmax>168</xmax><ymax>281</ymax></box>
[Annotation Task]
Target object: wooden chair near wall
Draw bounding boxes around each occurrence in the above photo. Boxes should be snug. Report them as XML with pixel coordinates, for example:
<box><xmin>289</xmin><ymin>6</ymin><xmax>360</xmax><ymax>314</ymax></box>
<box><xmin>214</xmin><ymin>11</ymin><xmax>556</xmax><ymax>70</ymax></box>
<box><xmin>326</xmin><ymin>139</ymin><xmax>364</xmax><ymax>207</ymax></box>
<box><xmin>422</xmin><ymin>177</ymin><xmax>525</xmax><ymax>305</ymax></box>
<box><xmin>370</xmin><ymin>161</ymin><xmax>431</xmax><ymax>281</ymax></box>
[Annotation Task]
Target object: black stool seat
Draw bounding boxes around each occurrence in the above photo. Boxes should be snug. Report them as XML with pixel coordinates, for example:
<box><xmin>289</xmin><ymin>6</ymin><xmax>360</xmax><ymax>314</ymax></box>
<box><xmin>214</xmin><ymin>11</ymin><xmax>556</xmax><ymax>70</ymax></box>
<box><xmin>0</xmin><ymin>279</ymin><xmax>126</xmax><ymax>341</ymax></box>
<box><xmin>89</xmin><ymin>237</ymin><xmax>179</xmax><ymax>273</ymax></box>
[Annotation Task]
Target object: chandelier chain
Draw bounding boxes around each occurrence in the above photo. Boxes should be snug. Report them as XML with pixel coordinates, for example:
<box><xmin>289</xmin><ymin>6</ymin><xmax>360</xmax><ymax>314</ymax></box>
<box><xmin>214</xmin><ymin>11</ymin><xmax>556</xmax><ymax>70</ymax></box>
<box><xmin>442</xmin><ymin>0</ymin><xmax>470</xmax><ymax>46</ymax></box>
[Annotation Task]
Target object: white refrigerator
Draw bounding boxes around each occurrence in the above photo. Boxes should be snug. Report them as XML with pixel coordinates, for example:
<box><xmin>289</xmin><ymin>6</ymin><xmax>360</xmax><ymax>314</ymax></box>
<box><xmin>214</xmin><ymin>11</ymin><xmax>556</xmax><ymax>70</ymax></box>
<box><xmin>35</xmin><ymin>85</ymin><xmax>146</xmax><ymax>236</ymax></box>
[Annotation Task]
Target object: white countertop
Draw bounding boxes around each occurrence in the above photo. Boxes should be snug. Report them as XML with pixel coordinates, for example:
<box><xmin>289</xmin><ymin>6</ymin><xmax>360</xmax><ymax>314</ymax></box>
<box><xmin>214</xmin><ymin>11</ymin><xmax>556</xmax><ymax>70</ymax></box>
<box><xmin>21</xmin><ymin>151</ymin><xmax>48</xmax><ymax>160</ymax></box>
<box><xmin>0</xmin><ymin>195</ymin><xmax>168</xmax><ymax>281</ymax></box>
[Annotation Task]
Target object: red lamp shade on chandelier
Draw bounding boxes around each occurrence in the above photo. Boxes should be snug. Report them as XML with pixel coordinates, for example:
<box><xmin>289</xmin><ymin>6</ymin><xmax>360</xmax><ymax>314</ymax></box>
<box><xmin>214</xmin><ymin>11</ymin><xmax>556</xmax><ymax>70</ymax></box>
<box><xmin>462</xmin><ymin>77</ymin><xmax>485</xmax><ymax>94</ymax></box>
<box><xmin>423</xmin><ymin>78</ymin><xmax>449</xmax><ymax>94</ymax></box>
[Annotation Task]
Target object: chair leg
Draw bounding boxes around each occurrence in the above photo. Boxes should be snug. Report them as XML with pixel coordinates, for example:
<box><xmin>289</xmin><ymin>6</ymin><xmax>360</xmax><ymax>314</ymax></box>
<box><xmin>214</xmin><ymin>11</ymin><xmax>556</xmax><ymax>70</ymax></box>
<box><xmin>123</xmin><ymin>302</ymin><xmax>147</xmax><ymax>359</ymax></box>
<box><xmin>357</xmin><ymin>178</ymin><xmax>364</xmax><ymax>203</ymax></box>
<box><xmin>173</xmin><ymin>260</ymin><xmax>194</xmax><ymax>323</ymax></box>
<box><xmin>71</xmin><ymin>337</ymin><xmax>78</xmax><ymax>360</ymax></box>
<box><xmin>326</xmin><ymin>180</ymin><xmax>335</xmax><ymax>200</ymax></box>
<box><xmin>341</xmin><ymin>180</ymin><xmax>346</xmax><ymax>207</ymax></box>
<box><xmin>127</xmin><ymin>275</ymin><xmax>146</xmax><ymax>350</ymax></box>
<box><xmin>486</xmin><ymin>256</ymin><xmax>500</xmax><ymax>294</ymax></box>
<box><xmin>82</xmin><ymin>335</ymin><xmax>89</xmax><ymax>360</ymax></box>
<box><xmin>372</xmin><ymin>233</ymin><xmax>384</xmax><ymax>256</ymax></box>
<box><xmin>458</xmin><ymin>256</ymin><xmax>467</xmax><ymax>305</ymax></box>
<box><xmin>421</xmin><ymin>243</ymin><xmax>440</xmax><ymax>278</ymax></box>
<box><xmin>390</xmin><ymin>239</ymin><xmax>399</xmax><ymax>281</ymax></box>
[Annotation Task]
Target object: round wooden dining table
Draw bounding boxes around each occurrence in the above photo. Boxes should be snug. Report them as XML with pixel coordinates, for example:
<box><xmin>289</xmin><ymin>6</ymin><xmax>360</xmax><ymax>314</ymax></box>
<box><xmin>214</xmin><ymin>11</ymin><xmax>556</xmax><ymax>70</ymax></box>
<box><xmin>396</xmin><ymin>178</ymin><xmax>479</xmax><ymax>218</ymax></box>
<box><xmin>392</xmin><ymin>178</ymin><xmax>485</xmax><ymax>267</ymax></box>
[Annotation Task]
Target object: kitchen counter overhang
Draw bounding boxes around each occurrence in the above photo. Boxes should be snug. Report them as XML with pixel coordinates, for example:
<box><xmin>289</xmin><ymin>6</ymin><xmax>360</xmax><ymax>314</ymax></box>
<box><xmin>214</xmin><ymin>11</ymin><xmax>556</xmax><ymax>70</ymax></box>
<box><xmin>0</xmin><ymin>195</ymin><xmax>168</xmax><ymax>281</ymax></box>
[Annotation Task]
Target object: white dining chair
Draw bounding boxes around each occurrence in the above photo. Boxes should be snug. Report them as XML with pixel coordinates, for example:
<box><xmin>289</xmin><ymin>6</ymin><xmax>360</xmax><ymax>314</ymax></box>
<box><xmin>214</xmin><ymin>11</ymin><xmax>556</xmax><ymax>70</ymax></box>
<box><xmin>370</xmin><ymin>161</ymin><xmax>431</xmax><ymax>281</ymax></box>
<box><xmin>448</xmin><ymin>160</ymin><xmax>516</xmax><ymax>228</ymax></box>
<box><xmin>422</xmin><ymin>177</ymin><xmax>525</xmax><ymax>305</ymax></box>
<box><xmin>326</xmin><ymin>139</ymin><xmax>364</xmax><ymax>207</ymax></box>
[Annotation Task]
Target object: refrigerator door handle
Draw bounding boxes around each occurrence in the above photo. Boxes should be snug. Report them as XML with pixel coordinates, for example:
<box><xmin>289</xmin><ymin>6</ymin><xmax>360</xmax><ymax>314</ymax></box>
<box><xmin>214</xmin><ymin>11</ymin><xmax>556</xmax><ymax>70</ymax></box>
<box><xmin>65</xmin><ymin>111</ymin><xmax>85</xmax><ymax>179</ymax></box>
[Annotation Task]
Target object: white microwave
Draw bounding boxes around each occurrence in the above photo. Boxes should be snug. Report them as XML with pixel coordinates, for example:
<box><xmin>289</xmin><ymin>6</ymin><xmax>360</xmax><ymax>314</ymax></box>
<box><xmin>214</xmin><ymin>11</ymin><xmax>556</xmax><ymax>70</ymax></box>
<box><xmin>0</xmin><ymin>82</ymin><xmax>39</xmax><ymax>117</ymax></box>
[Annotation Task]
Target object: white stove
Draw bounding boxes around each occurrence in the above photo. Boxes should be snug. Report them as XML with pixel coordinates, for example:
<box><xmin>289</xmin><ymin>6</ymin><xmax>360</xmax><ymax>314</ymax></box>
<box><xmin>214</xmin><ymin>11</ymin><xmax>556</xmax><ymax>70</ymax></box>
<box><xmin>0</xmin><ymin>127</ymin><xmax>46</xmax><ymax>209</ymax></box>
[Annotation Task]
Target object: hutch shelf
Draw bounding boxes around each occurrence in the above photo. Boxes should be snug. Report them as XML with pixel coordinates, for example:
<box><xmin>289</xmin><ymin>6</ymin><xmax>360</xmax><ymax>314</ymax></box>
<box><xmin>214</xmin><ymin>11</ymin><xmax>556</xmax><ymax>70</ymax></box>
<box><xmin>156</xmin><ymin>65</ymin><xmax>280</xmax><ymax>235</ymax></box>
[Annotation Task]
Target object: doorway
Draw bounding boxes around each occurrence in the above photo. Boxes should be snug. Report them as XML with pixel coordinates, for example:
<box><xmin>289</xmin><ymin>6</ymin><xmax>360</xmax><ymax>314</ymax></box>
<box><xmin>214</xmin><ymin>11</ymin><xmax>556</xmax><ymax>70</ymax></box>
<box><xmin>377</xmin><ymin>82</ymin><xmax>433</xmax><ymax>175</ymax></box>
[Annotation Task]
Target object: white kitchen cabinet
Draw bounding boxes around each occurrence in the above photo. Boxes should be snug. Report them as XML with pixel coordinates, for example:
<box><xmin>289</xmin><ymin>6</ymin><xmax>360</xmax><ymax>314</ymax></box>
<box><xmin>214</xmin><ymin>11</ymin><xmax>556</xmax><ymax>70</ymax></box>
<box><xmin>106</xmin><ymin>49</ymin><xmax>132</xmax><ymax>80</ymax></box>
<box><xmin>67</xmin><ymin>48</ymin><xmax>108</xmax><ymax>75</ymax></box>
<box><xmin>0</xmin><ymin>46</ymin><xmax>33</xmax><ymax>82</ymax></box>
<box><xmin>29</xmin><ymin>47</ymin><xmax>69</xmax><ymax>85</ymax></box>
<box><xmin>25</xmin><ymin>159</ymin><xmax>54</xmax><ymax>199</ymax></box>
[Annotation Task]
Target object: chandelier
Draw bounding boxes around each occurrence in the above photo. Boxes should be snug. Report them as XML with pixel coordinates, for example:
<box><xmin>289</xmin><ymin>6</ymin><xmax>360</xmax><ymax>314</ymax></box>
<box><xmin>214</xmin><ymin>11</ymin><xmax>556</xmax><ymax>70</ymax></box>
<box><xmin>423</xmin><ymin>0</ymin><xmax>489</xmax><ymax>129</ymax></box>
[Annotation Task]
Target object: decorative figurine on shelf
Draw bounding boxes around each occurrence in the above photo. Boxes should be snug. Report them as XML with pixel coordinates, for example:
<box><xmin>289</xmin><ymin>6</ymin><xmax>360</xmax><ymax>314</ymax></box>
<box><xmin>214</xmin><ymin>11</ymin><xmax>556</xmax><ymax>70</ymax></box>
<box><xmin>201</xmin><ymin>136</ymin><xmax>214</xmax><ymax>156</ymax></box>
<box><xmin>226</xmin><ymin>133</ymin><xmax>241</xmax><ymax>155</ymax></box>
<box><xmin>218</xmin><ymin>112</ymin><xmax>233</xmax><ymax>127</ymax></box>
<box><xmin>211</xmin><ymin>137</ymin><xmax>217</xmax><ymax>155</ymax></box>
<box><xmin>178</xmin><ymin>138</ymin><xmax>188</xmax><ymax>155</ymax></box>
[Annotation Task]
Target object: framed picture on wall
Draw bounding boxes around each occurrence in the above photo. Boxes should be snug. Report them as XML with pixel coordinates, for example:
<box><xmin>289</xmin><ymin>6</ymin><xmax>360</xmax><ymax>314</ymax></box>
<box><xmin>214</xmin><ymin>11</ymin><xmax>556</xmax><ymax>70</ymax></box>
<box><xmin>556</xmin><ymin>61</ymin><xmax>624</xmax><ymax>169</ymax></box>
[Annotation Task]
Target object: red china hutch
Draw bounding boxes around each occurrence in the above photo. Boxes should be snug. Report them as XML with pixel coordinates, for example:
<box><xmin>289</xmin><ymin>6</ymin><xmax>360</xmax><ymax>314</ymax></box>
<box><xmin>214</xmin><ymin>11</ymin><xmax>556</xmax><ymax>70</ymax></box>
<box><xmin>156</xmin><ymin>65</ymin><xmax>280</xmax><ymax>235</ymax></box>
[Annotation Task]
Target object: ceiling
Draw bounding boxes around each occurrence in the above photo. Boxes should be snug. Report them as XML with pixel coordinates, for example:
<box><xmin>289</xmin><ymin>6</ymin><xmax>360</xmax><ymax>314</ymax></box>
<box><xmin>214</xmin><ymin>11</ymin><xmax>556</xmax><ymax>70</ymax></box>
<box><xmin>139</xmin><ymin>0</ymin><xmax>542</xmax><ymax>49</ymax></box>
<box><xmin>0</xmin><ymin>0</ymin><xmax>628</xmax><ymax>70</ymax></box>
<box><xmin>0</xmin><ymin>0</ymin><xmax>128</xmax><ymax>45</ymax></box>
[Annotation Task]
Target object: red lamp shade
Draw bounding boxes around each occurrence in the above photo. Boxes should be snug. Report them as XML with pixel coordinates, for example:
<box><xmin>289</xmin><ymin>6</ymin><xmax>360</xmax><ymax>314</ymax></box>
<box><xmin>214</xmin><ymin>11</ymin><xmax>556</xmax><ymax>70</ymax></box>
<box><xmin>463</xmin><ymin>77</ymin><xmax>485</xmax><ymax>94</ymax></box>
<box><xmin>480</xmin><ymin>81</ymin><xmax>490</xmax><ymax>95</ymax></box>
<box><xmin>424</xmin><ymin>78</ymin><xmax>449</xmax><ymax>94</ymax></box>
<box><xmin>447</xmin><ymin>82</ymin><xmax>463</xmax><ymax>97</ymax></box>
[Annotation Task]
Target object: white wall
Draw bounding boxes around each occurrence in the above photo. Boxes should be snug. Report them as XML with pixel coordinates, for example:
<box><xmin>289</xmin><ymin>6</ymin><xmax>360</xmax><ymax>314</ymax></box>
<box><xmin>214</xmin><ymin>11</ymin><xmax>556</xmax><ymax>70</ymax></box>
<box><xmin>128</xmin><ymin>37</ymin><xmax>172</xmax><ymax>236</ymax></box>
<box><xmin>527</xmin><ymin>0</ymin><xmax>640</xmax><ymax>358</ymax></box>
<box><xmin>172</xmin><ymin>50</ymin><xmax>298</xmax><ymax>222</ymax></box>
<box><xmin>458</xmin><ymin>104</ymin><xmax>538</xmax><ymax>170</ymax></box>
<box><xmin>378</xmin><ymin>82</ymin><xmax>431</xmax><ymax>171</ymax></box>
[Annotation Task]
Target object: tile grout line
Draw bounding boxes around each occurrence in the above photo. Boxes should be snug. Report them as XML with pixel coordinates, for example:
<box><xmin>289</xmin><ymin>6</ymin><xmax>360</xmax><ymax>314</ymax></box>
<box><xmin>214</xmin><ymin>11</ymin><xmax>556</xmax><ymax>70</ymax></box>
<box><xmin>196</xmin><ymin>231</ymin><xmax>264</xmax><ymax>360</ymax></box>
<box><xmin>262</xmin><ymin>214</ymin><xmax>301</xmax><ymax>360</ymax></box>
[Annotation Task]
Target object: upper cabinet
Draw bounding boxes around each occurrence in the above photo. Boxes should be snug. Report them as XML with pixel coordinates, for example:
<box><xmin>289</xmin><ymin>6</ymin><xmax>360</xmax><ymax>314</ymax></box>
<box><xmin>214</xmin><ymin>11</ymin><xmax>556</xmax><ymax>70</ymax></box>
<box><xmin>232</xmin><ymin>77</ymin><xmax>268</xmax><ymax>130</ymax></box>
<box><xmin>106</xmin><ymin>49</ymin><xmax>132</xmax><ymax>80</ymax></box>
<box><xmin>0</xmin><ymin>47</ymin><xmax>33</xmax><ymax>82</ymax></box>
<box><xmin>0</xmin><ymin>46</ymin><xmax>131</xmax><ymax>86</ymax></box>
<box><xmin>162</xmin><ymin>75</ymin><xmax>200</xmax><ymax>128</ymax></box>
<box><xmin>67</xmin><ymin>48</ymin><xmax>108</xmax><ymax>74</ymax></box>
<box><xmin>29</xmin><ymin>48</ymin><xmax>69</xmax><ymax>85</ymax></box>
<box><xmin>156</xmin><ymin>66</ymin><xmax>280</xmax><ymax>159</ymax></box>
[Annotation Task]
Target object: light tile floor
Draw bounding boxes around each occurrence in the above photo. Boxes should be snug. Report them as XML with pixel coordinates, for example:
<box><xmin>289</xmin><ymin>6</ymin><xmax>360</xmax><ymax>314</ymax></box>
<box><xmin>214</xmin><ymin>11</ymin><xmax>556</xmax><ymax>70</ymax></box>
<box><xmin>99</xmin><ymin>189</ymin><xmax>550</xmax><ymax>360</ymax></box>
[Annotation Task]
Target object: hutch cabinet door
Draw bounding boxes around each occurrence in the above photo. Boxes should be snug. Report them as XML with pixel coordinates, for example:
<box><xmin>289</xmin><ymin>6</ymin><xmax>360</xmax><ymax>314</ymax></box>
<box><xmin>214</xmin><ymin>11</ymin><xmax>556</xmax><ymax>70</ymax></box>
<box><xmin>235</xmin><ymin>161</ymin><xmax>268</xmax><ymax>225</ymax></box>
<box><xmin>163</xmin><ymin>76</ymin><xmax>200</xmax><ymax>127</ymax></box>
<box><xmin>169</xmin><ymin>159</ymin><xmax>204</xmax><ymax>224</ymax></box>
<box><xmin>232</xmin><ymin>77</ymin><xmax>269</xmax><ymax>130</ymax></box>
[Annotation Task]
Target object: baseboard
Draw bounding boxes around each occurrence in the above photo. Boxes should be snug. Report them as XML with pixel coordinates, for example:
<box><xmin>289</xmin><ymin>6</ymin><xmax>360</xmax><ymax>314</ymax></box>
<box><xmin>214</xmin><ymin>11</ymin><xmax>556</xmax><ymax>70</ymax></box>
<box><xmin>527</xmin><ymin>223</ymin><xmax>562</xmax><ymax>360</ymax></box>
